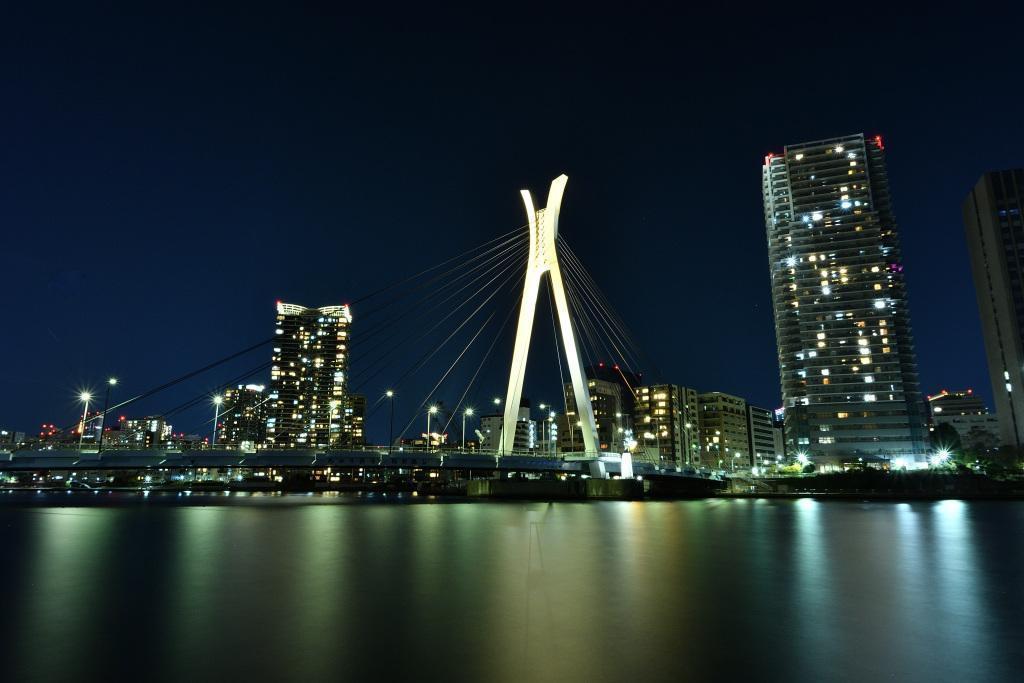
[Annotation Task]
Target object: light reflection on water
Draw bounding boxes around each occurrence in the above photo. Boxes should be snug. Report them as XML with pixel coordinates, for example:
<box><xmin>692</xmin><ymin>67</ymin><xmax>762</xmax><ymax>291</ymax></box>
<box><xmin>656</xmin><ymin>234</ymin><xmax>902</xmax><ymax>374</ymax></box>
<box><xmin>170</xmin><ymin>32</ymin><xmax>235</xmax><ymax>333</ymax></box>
<box><xmin>1</xmin><ymin>494</ymin><xmax>1022</xmax><ymax>683</ymax></box>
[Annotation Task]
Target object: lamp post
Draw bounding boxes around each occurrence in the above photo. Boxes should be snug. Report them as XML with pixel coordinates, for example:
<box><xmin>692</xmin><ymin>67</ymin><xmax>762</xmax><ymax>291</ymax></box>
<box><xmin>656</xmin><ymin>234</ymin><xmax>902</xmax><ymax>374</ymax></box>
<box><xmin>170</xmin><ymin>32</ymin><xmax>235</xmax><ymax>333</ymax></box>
<box><xmin>462</xmin><ymin>407</ymin><xmax>474</xmax><ymax>451</ymax></box>
<box><xmin>548</xmin><ymin>411</ymin><xmax>556</xmax><ymax>456</ymax></box>
<box><xmin>386</xmin><ymin>390</ymin><xmax>395</xmax><ymax>454</ymax></box>
<box><xmin>77</xmin><ymin>392</ymin><xmax>92</xmax><ymax>451</ymax></box>
<box><xmin>211</xmin><ymin>395</ymin><xmax>223</xmax><ymax>447</ymax></box>
<box><xmin>538</xmin><ymin>404</ymin><xmax>547</xmax><ymax>453</ymax></box>
<box><xmin>427</xmin><ymin>405</ymin><xmax>438</xmax><ymax>451</ymax></box>
<box><xmin>98</xmin><ymin>377</ymin><xmax>117</xmax><ymax>452</ymax></box>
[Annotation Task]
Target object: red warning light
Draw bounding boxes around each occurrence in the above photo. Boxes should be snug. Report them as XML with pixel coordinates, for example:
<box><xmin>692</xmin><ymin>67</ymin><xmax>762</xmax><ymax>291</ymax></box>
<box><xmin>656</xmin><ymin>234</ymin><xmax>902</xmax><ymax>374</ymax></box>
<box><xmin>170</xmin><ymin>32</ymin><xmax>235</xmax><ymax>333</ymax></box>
<box><xmin>874</xmin><ymin>134</ymin><xmax>884</xmax><ymax>150</ymax></box>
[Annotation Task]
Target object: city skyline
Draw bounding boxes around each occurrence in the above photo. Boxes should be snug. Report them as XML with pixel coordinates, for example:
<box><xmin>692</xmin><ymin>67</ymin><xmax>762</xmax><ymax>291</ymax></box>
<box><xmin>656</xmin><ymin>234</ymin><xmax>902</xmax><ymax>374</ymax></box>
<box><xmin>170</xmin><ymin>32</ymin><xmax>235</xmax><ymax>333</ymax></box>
<box><xmin>3</xmin><ymin>7</ymin><xmax>1023</xmax><ymax>447</ymax></box>
<box><xmin>4</xmin><ymin>157</ymin><xmax>1021</xmax><ymax>450</ymax></box>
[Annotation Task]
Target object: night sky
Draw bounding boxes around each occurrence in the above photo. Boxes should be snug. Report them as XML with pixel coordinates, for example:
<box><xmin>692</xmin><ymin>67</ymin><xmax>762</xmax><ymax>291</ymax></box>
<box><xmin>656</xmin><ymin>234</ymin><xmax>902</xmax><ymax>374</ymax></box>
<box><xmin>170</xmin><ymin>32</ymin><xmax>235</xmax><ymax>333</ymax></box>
<box><xmin>4</xmin><ymin>5</ymin><xmax>1023</xmax><ymax>442</ymax></box>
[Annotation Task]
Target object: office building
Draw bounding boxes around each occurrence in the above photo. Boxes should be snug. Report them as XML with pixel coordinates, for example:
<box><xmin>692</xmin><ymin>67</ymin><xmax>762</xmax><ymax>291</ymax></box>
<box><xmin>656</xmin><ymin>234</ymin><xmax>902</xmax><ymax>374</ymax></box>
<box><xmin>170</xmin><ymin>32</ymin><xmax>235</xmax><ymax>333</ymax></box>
<box><xmin>698</xmin><ymin>391</ymin><xmax>751</xmax><ymax>470</ymax></box>
<box><xmin>763</xmin><ymin>133</ymin><xmax>927</xmax><ymax>464</ymax></box>
<box><xmin>632</xmin><ymin>384</ymin><xmax>700</xmax><ymax>467</ymax></box>
<box><xmin>747</xmin><ymin>404</ymin><xmax>781</xmax><ymax>468</ymax></box>
<box><xmin>218</xmin><ymin>384</ymin><xmax>267</xmax><ymax>449</ymax></box>
<box><xmin>265</xmin><ymin>302</ymin><xmax>352</xmax><ymax>449</ymax></box>
<box><xmin>963</xmin><ymin>169</ymin><xmax>1024</xmax><ymax>447</ymax></box>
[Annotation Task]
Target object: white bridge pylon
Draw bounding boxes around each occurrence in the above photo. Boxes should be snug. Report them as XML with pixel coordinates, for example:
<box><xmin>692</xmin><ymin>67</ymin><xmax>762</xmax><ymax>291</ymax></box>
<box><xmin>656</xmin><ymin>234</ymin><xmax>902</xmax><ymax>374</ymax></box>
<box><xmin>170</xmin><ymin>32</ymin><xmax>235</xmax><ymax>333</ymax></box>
<box><xmin>500</xmin><ymin>174</ymin><xmax>598</xmax><ymax>455</ymax></box>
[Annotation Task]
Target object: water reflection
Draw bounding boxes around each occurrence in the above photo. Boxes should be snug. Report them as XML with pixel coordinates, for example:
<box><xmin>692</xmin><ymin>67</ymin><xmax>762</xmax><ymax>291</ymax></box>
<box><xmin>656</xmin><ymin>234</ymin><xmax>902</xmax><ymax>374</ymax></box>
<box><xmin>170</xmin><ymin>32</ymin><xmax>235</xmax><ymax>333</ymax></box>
<box><xmin>1</xmin><ymin>495</ymin><xmax>1022</xmax><ymax>682</ymax></box>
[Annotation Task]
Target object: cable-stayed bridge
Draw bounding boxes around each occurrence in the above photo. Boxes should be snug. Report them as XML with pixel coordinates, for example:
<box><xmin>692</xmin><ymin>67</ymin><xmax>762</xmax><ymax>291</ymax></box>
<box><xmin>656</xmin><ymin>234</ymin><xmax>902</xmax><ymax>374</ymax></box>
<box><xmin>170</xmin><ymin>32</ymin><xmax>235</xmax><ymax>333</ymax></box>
<box><xmin>5</xmin><ymin>175</ymin><xmax>667</xmax><ymax>478</ymax></box>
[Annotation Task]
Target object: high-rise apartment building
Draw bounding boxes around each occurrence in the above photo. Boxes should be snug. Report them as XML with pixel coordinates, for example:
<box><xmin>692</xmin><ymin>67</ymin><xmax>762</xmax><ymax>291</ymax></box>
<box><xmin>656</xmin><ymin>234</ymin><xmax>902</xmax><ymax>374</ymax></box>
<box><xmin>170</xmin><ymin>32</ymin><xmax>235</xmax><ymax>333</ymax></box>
<box><xmin>963</xmin><ymin>169</ymin><xmax>1024</xmax><ymax>448</ymax></box>
<box><xmin>266</xmin><ymin>302</ymin><xmax>352</xmax><ymax>449</ymax></box>
<box><xmin>763</xmin><ymin>133</ymin><xmax>926</xmax><ymax>464</ymax></box>
<box><xmin>698</xmin><ymin>392</ymin><xmax>751</xmax><ymax>470</ymax></box>
<box><xmin>218</xmin><ymin>384</ymin><xmax>268</xmax><ymax>448</ymax></box>
<box><xmin>341</xmin><ymin>394</ymin><xmax>366</xmax><ymax>447</ymax></box>
<box><xmin>632</xmin><ymin>384</ymin><xmax>700</xmax><ymax>467</ymax></box>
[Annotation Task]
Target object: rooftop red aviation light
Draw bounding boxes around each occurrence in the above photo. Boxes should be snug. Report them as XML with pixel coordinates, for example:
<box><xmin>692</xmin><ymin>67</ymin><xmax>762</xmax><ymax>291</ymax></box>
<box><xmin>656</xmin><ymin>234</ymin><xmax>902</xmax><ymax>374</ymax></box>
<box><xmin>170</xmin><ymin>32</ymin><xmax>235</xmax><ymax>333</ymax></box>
<box><xmin>874</xmin><ymin>134</ymin><xmax>884</xmax><ymax>150</ymax></box>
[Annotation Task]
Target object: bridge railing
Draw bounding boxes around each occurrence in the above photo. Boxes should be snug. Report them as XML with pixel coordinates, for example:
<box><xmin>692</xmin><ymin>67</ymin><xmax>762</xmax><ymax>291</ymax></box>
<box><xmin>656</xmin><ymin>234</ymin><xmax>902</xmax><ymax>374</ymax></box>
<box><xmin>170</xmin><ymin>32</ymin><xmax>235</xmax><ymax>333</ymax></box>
<box><xmin>6</xmin><ymin>442</ymin><xmax>600</xmax><ymax>459</ymax></box>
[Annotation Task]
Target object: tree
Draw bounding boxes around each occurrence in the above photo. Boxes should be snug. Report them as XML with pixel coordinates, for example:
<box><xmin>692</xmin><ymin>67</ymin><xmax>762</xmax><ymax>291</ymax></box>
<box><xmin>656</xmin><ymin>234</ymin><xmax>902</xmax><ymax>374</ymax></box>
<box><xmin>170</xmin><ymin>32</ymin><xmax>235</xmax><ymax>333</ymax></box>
<box><xmin>931</xmin><ymin>423</ymin><xmax>962</xmax><ymax>455</ymax></box>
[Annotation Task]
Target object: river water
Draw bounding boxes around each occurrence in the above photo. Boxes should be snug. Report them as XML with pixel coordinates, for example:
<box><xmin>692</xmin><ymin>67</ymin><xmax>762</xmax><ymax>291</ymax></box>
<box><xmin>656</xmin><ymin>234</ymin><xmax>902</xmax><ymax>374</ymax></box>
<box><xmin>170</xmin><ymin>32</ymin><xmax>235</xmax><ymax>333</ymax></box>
<box><xmin>0</xmin><ymin>493</ymin><xmax>1021</xmax><ymax>682</ymax></box>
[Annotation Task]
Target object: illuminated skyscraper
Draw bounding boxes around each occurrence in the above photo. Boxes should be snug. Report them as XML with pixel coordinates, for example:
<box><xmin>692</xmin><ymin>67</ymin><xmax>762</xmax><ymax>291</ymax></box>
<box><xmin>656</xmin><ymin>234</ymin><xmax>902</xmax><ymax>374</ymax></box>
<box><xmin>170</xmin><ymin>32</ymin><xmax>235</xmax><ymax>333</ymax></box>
<box><xmin>218</xmin><ymin>384</ymin><xmax>268</xmax><ymax>448</ymax></box>
<box><xmin>266</xmin><ymin>302</ymin><xmax>352</xmax><ymax>449</ymax></box>
<box><xmin>341</xmin><ymin>393</ymin><xmax>365</xmax><ymax>447</ymax></box>
<box><xmin>763</xmin><ymin>133</ymin><xmax>926</xmax><ymax>465</ymax></box>
<box><xmin>963</xmin><ymin>169</ymin><xmax>1024</xmax><ymax>447</ymax></box>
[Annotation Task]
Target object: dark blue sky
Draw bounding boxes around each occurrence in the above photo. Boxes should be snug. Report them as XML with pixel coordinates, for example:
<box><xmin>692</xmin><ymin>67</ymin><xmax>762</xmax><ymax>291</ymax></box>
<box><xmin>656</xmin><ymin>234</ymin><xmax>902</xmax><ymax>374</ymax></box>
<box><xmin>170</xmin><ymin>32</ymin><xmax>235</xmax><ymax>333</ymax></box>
<box><xmin>3</xmin><ymin>5</ymin><xmax>1023</xmax><ymax>441</ymax></box>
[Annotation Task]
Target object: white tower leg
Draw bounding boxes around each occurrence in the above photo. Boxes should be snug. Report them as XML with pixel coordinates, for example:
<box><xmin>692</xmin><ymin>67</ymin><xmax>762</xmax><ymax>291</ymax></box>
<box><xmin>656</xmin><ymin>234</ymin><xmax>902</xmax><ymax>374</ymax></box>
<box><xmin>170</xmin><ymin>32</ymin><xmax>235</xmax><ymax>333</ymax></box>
<box><xmin>500</xmin><ymin>175</ymin><xmax>598</xmax><ymax>456</ymax></box>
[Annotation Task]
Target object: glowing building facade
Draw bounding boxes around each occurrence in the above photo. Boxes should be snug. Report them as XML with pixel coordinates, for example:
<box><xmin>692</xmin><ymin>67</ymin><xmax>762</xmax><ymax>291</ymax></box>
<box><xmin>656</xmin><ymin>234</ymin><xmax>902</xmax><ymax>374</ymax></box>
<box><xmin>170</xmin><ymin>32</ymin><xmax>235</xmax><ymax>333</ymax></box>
<box><xmin>632</xmin><ymin>384</ymin><xmax>700</xmax><ymax>467</ymax></box>
<box><xmin>763</xmin><ymin>133</ymin><xmax>926</xmax><ymax>463</ymax></box>
<box><xmin>698</xmin><ymin>391</ymin><xmax>751</xmax><ymax>470</ymax></box>
<box><xmin>218</xmin><ymin>384</ymin><xmax>267</xmax><ymax>448</ymax></box>
<box><xmin>266</xmin><ymin>302</ymin><xmax>352</xmax><ymax>448</ymax></box>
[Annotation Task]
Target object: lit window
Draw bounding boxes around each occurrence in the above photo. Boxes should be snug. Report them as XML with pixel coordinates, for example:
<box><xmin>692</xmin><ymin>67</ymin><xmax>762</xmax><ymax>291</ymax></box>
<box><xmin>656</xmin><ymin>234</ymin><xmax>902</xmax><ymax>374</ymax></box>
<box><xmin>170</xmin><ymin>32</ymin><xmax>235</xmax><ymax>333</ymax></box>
<box><xmin>864</xmin><ymin>394</ymin><xmax>877</xmax><ymax>402</ymax></box>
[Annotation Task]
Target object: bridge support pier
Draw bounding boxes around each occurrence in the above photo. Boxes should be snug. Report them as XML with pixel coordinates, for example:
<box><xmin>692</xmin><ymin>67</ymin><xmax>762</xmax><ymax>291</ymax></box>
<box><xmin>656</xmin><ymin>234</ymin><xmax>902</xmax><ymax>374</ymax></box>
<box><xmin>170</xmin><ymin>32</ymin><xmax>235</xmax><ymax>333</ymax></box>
<box><xmin>499</xmin><ymin>175</ymin><xmax>598</xmax><ymax>456</ymax></box>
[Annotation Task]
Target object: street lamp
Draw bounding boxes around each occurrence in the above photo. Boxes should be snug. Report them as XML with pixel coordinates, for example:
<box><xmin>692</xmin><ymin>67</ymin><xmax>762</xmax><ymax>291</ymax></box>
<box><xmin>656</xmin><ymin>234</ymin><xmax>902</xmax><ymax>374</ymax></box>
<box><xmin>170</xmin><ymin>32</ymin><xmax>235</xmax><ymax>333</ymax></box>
<box><xmin>462</xmin><ymin>407</ymin><xmax>474</xmax><ymax>451</ymax></box>
<box><xmin>98</xmin><ymin>377</ymin><xmax>117</xmax><ymax>452</ymax></box>
<box><xmin>427</xmin><ymin>405</ymin><xmax>439</xmax><ymax>451</ymax></box>
<box><xmin>211</xmin><ymin>395</ymin><xmax>223</xmax><ymax>447</ymax></box>
<box><xmin>77</xmin><ymin>391</ymin><xmax>92</xmax><ymax>451</ymax></box>
<box><xmin>385</xmin><ymin>390</ymin><xmax>395</xmax><ymax>454</ymax></box>
<box><xmin>493</xmin><ymin>397</ymin><xmax>501</xmax><ymax>406</ymax></box>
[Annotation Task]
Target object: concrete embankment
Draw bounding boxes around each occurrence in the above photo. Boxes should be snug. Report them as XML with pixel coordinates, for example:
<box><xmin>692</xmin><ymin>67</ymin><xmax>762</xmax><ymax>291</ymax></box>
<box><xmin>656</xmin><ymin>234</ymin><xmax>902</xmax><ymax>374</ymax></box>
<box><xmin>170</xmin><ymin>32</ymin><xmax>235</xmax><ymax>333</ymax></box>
<box><xmin>466</xmin><ymin>478</ymin><xmax>643</xmax><ymax>500</ymax></box>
